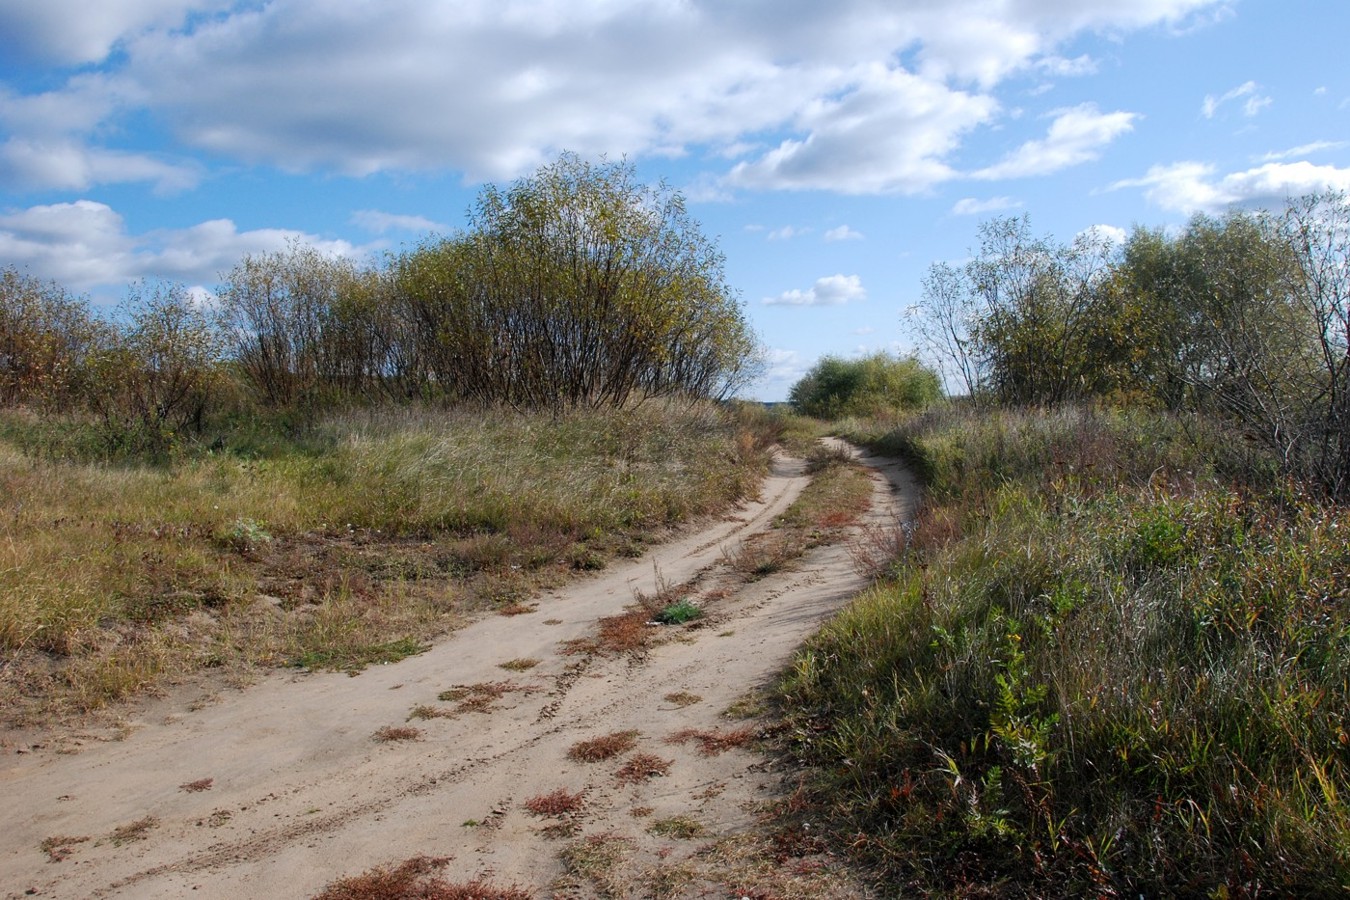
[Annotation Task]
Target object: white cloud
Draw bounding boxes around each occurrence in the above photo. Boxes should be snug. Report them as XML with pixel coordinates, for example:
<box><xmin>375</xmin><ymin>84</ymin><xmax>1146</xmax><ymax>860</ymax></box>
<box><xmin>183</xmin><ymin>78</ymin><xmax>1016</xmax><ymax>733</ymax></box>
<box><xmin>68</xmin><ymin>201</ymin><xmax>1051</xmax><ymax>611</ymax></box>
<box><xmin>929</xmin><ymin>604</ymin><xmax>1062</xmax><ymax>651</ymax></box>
<box><xmin>350</xmin><ymin>210</ymin><xmax>446</xmax><ymax>235</ymax></box>
<box><xmin>728</xmin><ymin>64</ymin><xmax>996</xmax><ymax>194</ymax></box>
<box><xmin>1112</xmin><ymin>160</ymin><xmax>1350</xmax><ymax>214</ymax></box>
<box><xmin>952</xmin><ymin>196</ymin><xmax>1022</xmax><ymax>216</ymax></box>
<box><xmin>0</xmin><ymin>0</ymin><xmax>228</xmax><ymax>65</ymax></box>
<box><xmin>767</xmin><ymin>225</ymin><xmax>810</xmax><ymax>241</ymax></box>
<box><xmin>824</xmin><ymin>225</ymin><xmax>864</xmax><ymax>242</ymax></box>
<box><xmin>1078</xmin><ymin>224</ymin><xmax>1128</xmax><ymax>246</ymax></box>
<box><xmin>764</xmin><ymin>273</ymin><xmax>866</xmax><ymax>307</ymax></box>
<box><xmin>1035</xmin><ymin>54</ymin><xmax>1098</xmax><ymax>78</ymax></box>
<box><xmin>0</xmin><ymin>200</ymin><xmax>364</xmax><ymax>292</ymax></box>
<box><xmin>0</xmin><ymin>0</ymin><xmax>1231</xmax><ymax>193</ymax></box>
<box><xmin>1201</xmin><ymin>80</ymin><xmax>1271</xmax><ymax>119</ymax></box>
<box><xmin>0</xmin><ymin>138</ymin><xmax>199</xmax><ymax>193</ymax></box>
<box><xmin>1259</xmin><ymin>141</ymin><xmax>1348</xmax><ymax>163</ymax></box>
<box><xmin>974</xmin><ymin>103</ymin><xmax>1138</xmax><ymax>180</ymax></box>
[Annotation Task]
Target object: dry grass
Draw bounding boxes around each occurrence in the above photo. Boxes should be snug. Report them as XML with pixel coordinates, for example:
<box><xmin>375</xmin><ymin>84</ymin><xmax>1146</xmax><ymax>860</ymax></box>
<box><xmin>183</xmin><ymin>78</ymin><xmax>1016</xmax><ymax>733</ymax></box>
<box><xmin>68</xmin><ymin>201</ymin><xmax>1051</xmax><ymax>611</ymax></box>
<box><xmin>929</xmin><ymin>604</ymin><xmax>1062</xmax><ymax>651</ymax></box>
<box><xmin>615</xmin><ymin>752</ymin><xmax>673</xmax><ymax>785</ymax></box>
<box><xmin>179</xmin><ymin>777</ymin><xmax>213</xmax><ymax>793</ymax></box>
<box><xmin>312</xmin><ymin>855</ymin><xmax>532</xmax><ymax>900</ymax></box>
<box><xmin>0</xmin><ymin>403</ymin><xmax>772</xmax><ymax>726</ymax></box>
<box><xmin>108</xmin><ymin>816</ymin><xmax>157</xmax><ymax>846</ymax></box>
<box><xmin>435</xmin><ymin>680</ymin><xmax>531</xmax><ymax>714</ymax></box>
<box><xmin>666</xmin><ymin>726</ymin><xmax>758</xmax><ymax>755</ymax></box>
<box><xmin>647</xmin><ymin>815</ymin><xmax>706</xmax><ymax>839</ymax></box>
<box><xmin>522</xmin><ymin>788</ymin><xmax>586</xmax><ymax>817</ymax></box>
<box><xmin>40</xmin><ymin>834</ymin><xmax>89</xmax><ymax>863</ymax></box>
<box><xmin>497</xmin><ymin>657</ymin><xmax>539</xmax><ymax>671</ymax></box>
<box><xmin>406</xmin><ymin>704</ymin><xmax>455</xmax><ymax>721</ymax></box>
<box><xmin>371</xmin><ymin>725</ymin><xmax>421</xmax><ymax>742</ymax></box>
<box><xmin>567</xmin><ymin>730</ymin><xmax>640</xmax><ymax>763</ymax></box>
<box><xmin>556</xmin><ymin>834</ymin><xmax>636</xmax><ymax>899</ymax></box>
<box><xmin>663</xmin><ymin>691</ymin><xmax>702</xmax><ymax>707</ymax></box>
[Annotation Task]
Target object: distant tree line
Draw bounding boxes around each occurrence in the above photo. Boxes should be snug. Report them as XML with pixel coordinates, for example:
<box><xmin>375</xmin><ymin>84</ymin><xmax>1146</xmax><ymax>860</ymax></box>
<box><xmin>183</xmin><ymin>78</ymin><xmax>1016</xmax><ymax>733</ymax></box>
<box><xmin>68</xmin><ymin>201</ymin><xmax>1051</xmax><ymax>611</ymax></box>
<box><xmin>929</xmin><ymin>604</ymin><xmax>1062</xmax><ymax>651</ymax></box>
<box><xmin>0</xmin><ymin>155</ymin><xmax>760</xmax><ymax>452</ymax></box>
<box><xmin>910</xmin><ymin>192</ymin><xmax>1350</xmax><ymax>498</ymax></box>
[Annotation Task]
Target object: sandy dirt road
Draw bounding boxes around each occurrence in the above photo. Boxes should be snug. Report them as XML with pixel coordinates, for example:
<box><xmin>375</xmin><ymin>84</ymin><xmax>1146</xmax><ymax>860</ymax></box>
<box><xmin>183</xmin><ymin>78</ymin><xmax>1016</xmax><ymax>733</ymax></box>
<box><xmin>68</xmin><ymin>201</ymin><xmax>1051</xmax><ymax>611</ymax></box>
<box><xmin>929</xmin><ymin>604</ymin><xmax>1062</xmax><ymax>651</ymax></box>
<box><xmin>1</xmin><ymin>442</ymin><xmax>917</xmax><ymax>899</ymax></box>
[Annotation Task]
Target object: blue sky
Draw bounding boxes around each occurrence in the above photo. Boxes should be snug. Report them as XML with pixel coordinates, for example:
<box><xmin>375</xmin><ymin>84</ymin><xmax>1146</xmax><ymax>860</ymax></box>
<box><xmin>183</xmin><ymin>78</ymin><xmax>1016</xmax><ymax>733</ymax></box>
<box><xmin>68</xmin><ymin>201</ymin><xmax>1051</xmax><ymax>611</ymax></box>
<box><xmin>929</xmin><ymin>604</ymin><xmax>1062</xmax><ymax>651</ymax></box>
<box><xmin>1</xmin><ymin>0</ymin><xmax>1347</xmax><ymax>400</ymax></box>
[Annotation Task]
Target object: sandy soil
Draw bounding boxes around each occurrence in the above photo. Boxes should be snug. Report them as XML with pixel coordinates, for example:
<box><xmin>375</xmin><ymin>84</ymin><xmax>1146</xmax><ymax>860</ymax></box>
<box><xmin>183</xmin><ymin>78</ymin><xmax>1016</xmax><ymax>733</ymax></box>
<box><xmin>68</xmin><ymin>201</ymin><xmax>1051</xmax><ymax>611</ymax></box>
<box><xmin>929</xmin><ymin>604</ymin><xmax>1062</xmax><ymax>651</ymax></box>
<box><xmin>1</xmin><ymin>441</ymin><xmax>918</xmax><ymax>899</ymax></box>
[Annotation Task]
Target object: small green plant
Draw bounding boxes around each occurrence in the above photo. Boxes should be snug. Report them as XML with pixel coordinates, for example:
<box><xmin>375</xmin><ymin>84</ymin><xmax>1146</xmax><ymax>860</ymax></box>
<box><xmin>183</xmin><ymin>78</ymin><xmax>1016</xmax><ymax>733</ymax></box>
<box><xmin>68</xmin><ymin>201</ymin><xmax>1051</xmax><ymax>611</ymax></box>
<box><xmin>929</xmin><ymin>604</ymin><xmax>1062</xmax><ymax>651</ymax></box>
<box><xmin>498</xmin><ymin>657</ymin><xmax>540</xmax><ymax>671</ymax></box>
<box><xmin>654</xmin><ymin>599</ymin><xmax>702</xmax><ymax>625</ymax></box>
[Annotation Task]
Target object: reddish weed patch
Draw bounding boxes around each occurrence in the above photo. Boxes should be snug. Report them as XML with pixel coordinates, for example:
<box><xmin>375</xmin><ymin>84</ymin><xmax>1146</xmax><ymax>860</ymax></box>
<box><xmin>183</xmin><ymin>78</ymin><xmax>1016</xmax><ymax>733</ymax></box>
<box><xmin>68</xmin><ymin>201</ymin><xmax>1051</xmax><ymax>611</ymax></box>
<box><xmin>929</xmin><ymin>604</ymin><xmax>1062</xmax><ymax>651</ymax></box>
<box><xmin>615</xmin><ymin>753</ymin><xmax>672</xmax><ymax>785</ymax></box>
<box><xmin>666</xmin><ymin>726</ymin><xmax>757</xmax><ymax>755</ymax></box>
<box><xmin>312</xmin><ymin>855</ymin><xmax>533</xmax><ymax>900</ymax></box>
<box><xmin>567</xmin><ymin>730</ymin><xmax>640</xmax><ymax>763</ymax></box>
<box><xmin>523</xmin><ymin>788</ymin><xmax>586</xmax><ymax>817</ymax></box>
<box><xmin>179</xmin><ymin>777</ymin><xmax>214</xmax><ymax>793</ymax></box>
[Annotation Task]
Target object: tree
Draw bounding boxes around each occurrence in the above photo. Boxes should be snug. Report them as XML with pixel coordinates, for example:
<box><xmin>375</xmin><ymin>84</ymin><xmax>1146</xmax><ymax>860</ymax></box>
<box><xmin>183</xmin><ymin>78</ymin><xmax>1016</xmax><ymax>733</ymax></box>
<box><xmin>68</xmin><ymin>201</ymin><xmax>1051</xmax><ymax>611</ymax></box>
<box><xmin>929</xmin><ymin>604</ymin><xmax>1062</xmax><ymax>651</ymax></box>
<box><xmin>1280</xmin><ymin>190</ymin><xmax>1350</xmax><ymax>495</ymax></box>
<box><xmin>89</xmin><ymin>283</ymin><xmax>225</xmax><ymax>451</ymax></box>
<box><xmin>913</xmin><ymin>217</ymin><xmax>1121</xmax><ymax>404</ymax></box>
<box><xmin>0</xmin><ymin>266</ymin><xmax>102</xmax><ymax>409</ymax></box>
<box><xmin>392</xmin><ymin>153</ymin><xmax>759</xmax><ymax>408</ymax></box>
<box><xmin>788</xmin><ymin>352</ymin><xmax>942</xmax><ymax>419</ymax></box>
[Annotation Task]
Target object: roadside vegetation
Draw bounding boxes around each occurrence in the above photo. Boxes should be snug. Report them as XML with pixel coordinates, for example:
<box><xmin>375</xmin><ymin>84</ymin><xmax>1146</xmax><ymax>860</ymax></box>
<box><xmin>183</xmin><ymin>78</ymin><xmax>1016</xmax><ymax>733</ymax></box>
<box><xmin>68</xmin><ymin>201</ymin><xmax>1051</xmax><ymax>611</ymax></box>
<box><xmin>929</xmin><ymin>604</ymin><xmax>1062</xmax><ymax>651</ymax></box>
<box><xmin>0</xmin><ymin>154</ymin><xmax>786</xmax><ymax>726</ymax></box>
<box><xmin>781</xmin><ymin>191</ymin><xmax>1350</xmax><ymax>896</ymax></box>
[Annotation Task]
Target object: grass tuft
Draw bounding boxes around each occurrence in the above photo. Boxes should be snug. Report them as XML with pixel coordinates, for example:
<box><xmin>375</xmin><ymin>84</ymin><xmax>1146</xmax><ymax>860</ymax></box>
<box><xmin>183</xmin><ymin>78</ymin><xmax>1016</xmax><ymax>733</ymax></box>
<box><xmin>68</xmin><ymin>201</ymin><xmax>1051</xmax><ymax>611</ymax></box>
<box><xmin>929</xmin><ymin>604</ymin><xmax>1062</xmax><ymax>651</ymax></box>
<box><xmin>523</xmin><ymin>788</ymin><xmax>586</xmax><ymax>817</ymax></box>
<box><xmin>615</xmin><ymin>753</ymin><xmax>673</xmax><ymax>785</ymax></box>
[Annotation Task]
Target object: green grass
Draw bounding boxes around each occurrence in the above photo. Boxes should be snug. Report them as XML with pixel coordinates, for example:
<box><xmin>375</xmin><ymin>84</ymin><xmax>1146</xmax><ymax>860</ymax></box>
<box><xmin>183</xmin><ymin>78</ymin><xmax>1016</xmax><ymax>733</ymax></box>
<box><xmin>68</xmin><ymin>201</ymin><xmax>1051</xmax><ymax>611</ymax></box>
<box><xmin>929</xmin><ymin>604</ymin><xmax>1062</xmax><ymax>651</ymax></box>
<box><xmin>783</xmin><ymin>403</ymin><xmax>1350</xmax><ymax>896</ymax></box>
<box><xmin>0</xmin><ymin>401</ymin><xmax>773</xmax><ymax>723</ymax></box>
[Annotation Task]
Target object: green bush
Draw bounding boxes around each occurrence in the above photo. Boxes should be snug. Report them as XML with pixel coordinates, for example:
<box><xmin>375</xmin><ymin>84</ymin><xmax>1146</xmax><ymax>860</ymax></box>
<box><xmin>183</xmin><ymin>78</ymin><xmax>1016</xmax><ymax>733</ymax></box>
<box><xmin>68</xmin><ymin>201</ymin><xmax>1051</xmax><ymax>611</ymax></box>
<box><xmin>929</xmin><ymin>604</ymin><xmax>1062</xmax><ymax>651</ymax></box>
<box><xmin>788</xmin><ymin>352</ymin><xmax>941</xmax><ymax>419</ymax></box>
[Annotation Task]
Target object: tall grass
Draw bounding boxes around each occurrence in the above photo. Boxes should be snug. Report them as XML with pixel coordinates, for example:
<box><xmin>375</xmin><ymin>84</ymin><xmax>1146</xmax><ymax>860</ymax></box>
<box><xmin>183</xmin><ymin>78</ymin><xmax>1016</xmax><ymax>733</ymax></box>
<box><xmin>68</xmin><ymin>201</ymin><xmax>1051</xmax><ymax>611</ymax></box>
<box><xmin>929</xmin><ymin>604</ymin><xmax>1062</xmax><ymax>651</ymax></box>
<box><xmin>0</xmin><ymin>402</ymin><xmax>772</xmax><ymax>722</ymax></box>
<box><xmin>784</xmin><ymin>404</ymin><xmax>1350</xmax><ymax>895</ymax></box>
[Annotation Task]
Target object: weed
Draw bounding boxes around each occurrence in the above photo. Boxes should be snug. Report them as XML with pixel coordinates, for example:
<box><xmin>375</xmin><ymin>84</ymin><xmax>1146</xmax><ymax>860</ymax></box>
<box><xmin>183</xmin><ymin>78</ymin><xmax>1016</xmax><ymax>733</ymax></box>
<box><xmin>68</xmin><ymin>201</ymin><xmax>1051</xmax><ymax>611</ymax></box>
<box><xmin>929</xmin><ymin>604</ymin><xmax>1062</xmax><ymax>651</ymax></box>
<box><xmin>312</xmin><ymin>855</ymin><xmax>532</xmax><ymax>900</ymax></box>
<box><xmin>648</xmin><ymin>815</ymin><xmax>706</xmax><ymax>839</ymax></box>
<box><xmin>653</xmin><ymin>599</ymin><xmax>702</xmax><ymax>624</ymax></box>
<box><xmin>615</xmin><ymin>753</ymin><xmax>673</xmax><ymax>785</ymax></box>
<box><xmin>108</xmin><ymin>816</ymin><xmax>157</xmax><ymax>846</ymax></box>
<box><xmin>666</xmin><ymin>726</ymin><xmax>757</xmax><ymax>755</ymax></box>
<box><xmin>663</xmin><ymin>691</ymin><xmax>702</xmax><ymax>707</ymax></box>
<box><xmin>435</xmin><ymin>681</ymin><xmax>529</xmax><ymax>714</ymax></box>
<box><xmin>371</xmin><ymin>725</ymin><xmax>421</xmax><ymax>742</ymax></box>
<box><xmin>39</xmin><ymin>834</ymin><xmax>89</xmax><ymax>863</ymax></box>
<box><xmin>557</xmin><ymin>833</ymin><xmax>636</xmax><ymax>899</ymax></box>
<box><xmin>179</xmin><ymin>777</ymin><xmax>213</xmax><ymax>792</ymax></box>
<box><xmin>406</xmin><ymin>704</ymin><xmax>454</xmax><ymax>721</ymax></box>
<box><xmin>291</xmin><ymin>637</ymin><xmax>428</xmax><ymax>674</ymax></box>
<box><xmin>522</xmin><ymin>788</ymin><xmax>586</xmax><ymax>817</ymax></box>
<box><xmin>567</xmin><ymin>730</ymin><xmax>640</xmax><ymax>762</ymax></box>
<box><xmin>497</xmin><ymin>657</ymin><xmax>540</xmax><ymax>671</ymax></box>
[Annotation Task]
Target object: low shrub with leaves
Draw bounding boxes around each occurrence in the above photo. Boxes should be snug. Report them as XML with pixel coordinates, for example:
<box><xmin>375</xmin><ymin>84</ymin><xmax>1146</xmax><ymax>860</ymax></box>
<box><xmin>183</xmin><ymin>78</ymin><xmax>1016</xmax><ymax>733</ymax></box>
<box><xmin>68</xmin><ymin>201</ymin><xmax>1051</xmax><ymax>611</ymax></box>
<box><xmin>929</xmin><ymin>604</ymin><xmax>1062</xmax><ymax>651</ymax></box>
<box><xmin>784</xmin><ymin>404</ymin><xmax>1350</xmax><ymax>896</ymax></box>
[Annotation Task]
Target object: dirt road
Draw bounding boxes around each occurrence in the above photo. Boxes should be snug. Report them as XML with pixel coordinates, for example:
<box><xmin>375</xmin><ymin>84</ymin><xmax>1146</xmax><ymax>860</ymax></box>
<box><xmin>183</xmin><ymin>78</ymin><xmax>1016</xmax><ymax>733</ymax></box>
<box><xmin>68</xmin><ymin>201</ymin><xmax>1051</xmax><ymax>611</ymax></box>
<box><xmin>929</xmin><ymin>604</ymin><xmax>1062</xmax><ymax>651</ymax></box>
<box><xmin>1</xmin><ymin>442</ymin><xmax>917</xmax><ymax>898</ymax></box>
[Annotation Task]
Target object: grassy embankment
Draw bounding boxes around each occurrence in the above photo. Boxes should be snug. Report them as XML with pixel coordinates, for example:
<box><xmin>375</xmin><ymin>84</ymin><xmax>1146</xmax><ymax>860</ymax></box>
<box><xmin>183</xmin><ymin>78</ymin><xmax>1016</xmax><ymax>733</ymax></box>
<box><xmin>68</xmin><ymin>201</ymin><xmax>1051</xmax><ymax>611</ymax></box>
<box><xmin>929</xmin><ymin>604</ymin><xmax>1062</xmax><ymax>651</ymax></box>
<box><xmin>0</xmin><ymin>402</ymin><xmax>784</xmax><ymax>726</ymax></box>
<box><xmin>781</xmin><ymin>404</ymin><xmax>1350</xmax><ymax>896</ymax></box>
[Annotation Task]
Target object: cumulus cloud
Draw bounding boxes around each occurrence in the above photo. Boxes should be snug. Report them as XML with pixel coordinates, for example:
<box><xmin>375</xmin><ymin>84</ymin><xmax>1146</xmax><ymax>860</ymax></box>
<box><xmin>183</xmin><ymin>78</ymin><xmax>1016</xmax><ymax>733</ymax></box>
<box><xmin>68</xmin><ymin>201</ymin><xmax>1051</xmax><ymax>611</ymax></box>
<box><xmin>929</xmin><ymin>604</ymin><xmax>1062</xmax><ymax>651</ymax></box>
<box><xmin>0</xmin><ymin>0</ymin><xmax>1230</xmax><ymax>194</ymax></box>
<box><xmin>764</xmin><ymin>273</ymin><xmax>866</xmax><ymax>307</ymax></box>
<box><xmin>1078</xmin><ymin>224</ymin><xmax>1128</xmax><ymax>246</ymax></box>
<box><xmin>350</xmin><ymin>209</ymin><xmax>447</xmax><ymax>235</ymax></box>
<box><xmin>0</xmin><ymin>0</ymin><xmax>228</xmax><ymax>65</ymax></box>
<box><xmin>974</xmin><ymin>103</ymin><xmax>1138</xmax><ymax>180</ymax></box>
<box><xmin>728</xmin><ymin>64</ymin><xmax>995</xmax><ymax>194</ymax></box>
<box><xmin>824</xmin><ymin>225</ymin><xmax>864</xmax><ymax>242</ymax></box>
<box><xmin>1201</xmin><ymin>81</ymin><xmax>1272</xmax><ymax>119</ymax></box>
<box><xmin>0</xmin><ymin>200</ymin><xmax>364</xmax><ymax>292</ymax></box>
<box><xmin>0</xmin><ymin>138</ymin><xmax>200</xmax><ymax>193</ymax></box>
<box><xmin>952</xmin><ymin>195</ymin><xmax>1022</xmax><ymax>215</ymax></box>
<box><xmin>1112</xmin><ymin>160</ymin><xmax>1350</xmax><ymax>214</ymax></box>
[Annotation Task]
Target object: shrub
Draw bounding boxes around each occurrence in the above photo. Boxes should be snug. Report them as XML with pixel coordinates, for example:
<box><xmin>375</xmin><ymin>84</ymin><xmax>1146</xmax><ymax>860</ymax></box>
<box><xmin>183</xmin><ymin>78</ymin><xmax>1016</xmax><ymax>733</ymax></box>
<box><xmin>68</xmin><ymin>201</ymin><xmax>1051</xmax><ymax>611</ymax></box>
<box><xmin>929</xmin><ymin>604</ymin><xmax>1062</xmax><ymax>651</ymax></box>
<box><xmin>788</xmin><ymin>352</ymin><xmax>941</xmax><ymax>419</ymax></box>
